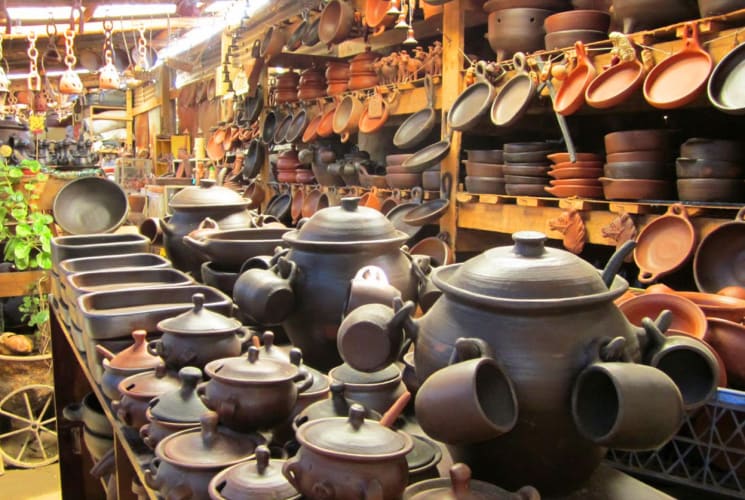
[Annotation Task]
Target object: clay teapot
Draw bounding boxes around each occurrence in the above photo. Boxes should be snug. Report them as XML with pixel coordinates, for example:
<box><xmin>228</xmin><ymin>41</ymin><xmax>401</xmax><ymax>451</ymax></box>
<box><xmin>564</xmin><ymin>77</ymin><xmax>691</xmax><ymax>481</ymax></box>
<box><xmin>343</xmin><ymin>233</ymin><xmax>716</xmax><ymax>495</ymax></box>
<box><xmin>157</xmin><ymin>179</ymin><xmax>254</xmax><ymax>280</ymax></box>
<box><xmin>97</xmin><ymin>329</ymin><xmax>162</xmax><ymax>400</ymax></box>
<box><xmin>233</xmin><ymin>197</ymin><xmax>421</xmax><ymax>371</ymax></box>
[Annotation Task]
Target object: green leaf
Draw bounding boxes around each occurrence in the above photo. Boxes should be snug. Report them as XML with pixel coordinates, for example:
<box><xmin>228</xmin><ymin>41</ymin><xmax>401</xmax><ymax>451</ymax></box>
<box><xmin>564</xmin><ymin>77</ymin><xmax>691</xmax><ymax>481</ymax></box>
<box><xmin>15</xmin><ymin>224</ymin><xmax>31</xmax><ymax>237</ymax></box>
<box><xmin>14</xmin><ymin>254</ymin><xmax>29</xmax><ymax>270</ymax></box>
<box><xmin>7</xmin><ymin>167</ymin><xmax>23</xmax><ymax>180</ymax></box>
<box><xmin>41</xmin><ymin>238</ymin><xmax>51</xmax><ymax>254</ymax></box>
<box><xmin>36</xmin><ymin>172</ymin><xmax>46</xmax><ymax>181</ymax></box>
<box><xmin>11</xmin><ymin>207</ymin><xmax>27</xmax><ymax>220</ymax></box>
<box><xmin>38</xmin><ymin>252</ymin><xmax>52</xmax><ymax>270</ymax></box>
<box><xmin>23</xmin><ymin>183</ymin><xmax>35</xmax><ymax>192</ymax></box>
<box><xmin>13</xmin><ymin>241</ymin><xmax>30</xmax><ymax>260</ymax></box>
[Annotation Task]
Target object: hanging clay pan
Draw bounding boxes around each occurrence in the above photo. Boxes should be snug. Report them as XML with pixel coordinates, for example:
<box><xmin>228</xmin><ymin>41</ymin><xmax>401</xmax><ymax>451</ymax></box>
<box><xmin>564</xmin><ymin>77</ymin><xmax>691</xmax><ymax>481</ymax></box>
<box><xmin>634</xmin><ymin>203</ymin><xmax>696</xmax><ymax>284</ymax></box>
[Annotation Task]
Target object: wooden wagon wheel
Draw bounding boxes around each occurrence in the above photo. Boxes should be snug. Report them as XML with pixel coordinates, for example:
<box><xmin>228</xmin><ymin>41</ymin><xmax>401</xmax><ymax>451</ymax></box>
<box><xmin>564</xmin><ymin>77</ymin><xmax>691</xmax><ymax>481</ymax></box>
<box><xmin>0</xmin><ymin>384</ymin><xmax>58</xmax><ymax>468</ymax></box>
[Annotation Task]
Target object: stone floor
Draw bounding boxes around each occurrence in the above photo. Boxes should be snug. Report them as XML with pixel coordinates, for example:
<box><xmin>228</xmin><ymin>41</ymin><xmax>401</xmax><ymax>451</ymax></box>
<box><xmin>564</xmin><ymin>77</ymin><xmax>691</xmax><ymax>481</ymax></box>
<box><xmin>0</xmin><ymin>463</ymin><xmax>61</xmax><ymax>500</ymax></box>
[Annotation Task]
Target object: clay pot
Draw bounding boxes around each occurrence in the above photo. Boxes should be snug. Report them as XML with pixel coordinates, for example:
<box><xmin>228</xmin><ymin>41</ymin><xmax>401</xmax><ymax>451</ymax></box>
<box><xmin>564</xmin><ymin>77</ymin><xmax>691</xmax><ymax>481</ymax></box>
<box><xmin>147</xmin><ymin>293</ymin><xmax>251</xmax><ymax>371</ymax></box>
<box><xmin>386</xmin><ymin>172</ymin><xmax>423</xmax><ymax>189</ymax></box>
<box><xmin>140</xmin><ymin>410</ymin><xmax>200</xmax><ymax>451</ymax></box>
<box><xmin>318</xmin><ymin>0</ymin><xmax>356</xmax><ymax>46</ymax></box>
<box><xmin>145</xmin><ymin>412</ymin><xmax>265</xmax><ymax>500</ymax></box>
<box><xmin>112</xmin><ymin>365</ymin><xmax>180</xmax><ymax>430</ymax></box>
<box><xmin>348</xmin><ymin>73</ymin><xmax>380</xmax><ymax>91</ymax></box>
<box><xmin>599</xmin><ymin>177</ymin><xmax>675</xmax><ymax>200</ymax></box>
<box><xmin>283</xmin><ymin>405</ymin><xmax>414</xmax><ymax>500</ymax></box>
<box><xmin>209</xmin><ymin>445</ymin><xmax>299</xmax><ymax>500</ymax></box>
<box><xmin>261</xmin><ymin>25</ymin><xmax>287</xmax><ymax>59</ymax></box>
<box><xmin>694</xmin><ymin>208</ymin><xmax>745</xmax><ymax>293</ymax></box>
<box><xmin>183</xmin><ymin>227</ymin><xmax>290</xmax><ymax>270</ymax></box>
<box><xmin>326</xmin><ymin>61</ymin><xmax>350</xmax><ymax>81</ymax></box>
<box><xmin>366</xmin><ymin>0</ymin><xmax>399</xmax><ymax>34</ymax></box>
<box><xmin>705</xmin><ymin>318</ymin><xmax>745</xmax><ymax>388</ymax></box>
<box><xmin>317</xmin><ymin>105</ymin><xmax>337</xmax><ymax>137</ymax></box>
<box><xmin>544</xmin><ymin>9</ymin><xmax>611</xmax><ymax>32</ymax></box>
<box><xmin>349</xmin><ymin>47</ymin><xmax>379</xmax><ymax>74</ymax></box>
<box><xmin>466</xmin><ymin>176</ymin><xmax>507</xmax><ymax>195</ymax></box>
<box><xmin>302</xmin><ymin>189</ymin><xmax>329</xmax><ymax>218</ymax></box>
<box><xmin>327</xmin><ymin>79</ymin><xmax>349</xmax><ymax>96</ymax></box>
<box><xmin>98</xmin><ymin>330</ymin><xmax>162</xmax><ymax>400</ymax></box>
<box><xmin>603</xmin><ymin>161</ymin><xmax>670</xmax><ymax>179</ymax></box>
<box><xmin>611</xmin><ymin>0</ymin><xmax>699</xmax><ymax>32</ymax></box>
<box><xmin>618</xmin><ymin>292</ymin><xmax>707</xmax><ymax>338</ymax></box>
<box><xmin>62</xmin><ymin>393</ymin><xmax>113</xmax><ymax>438</ymax></box>
<box><xmin>404</xmin><ymin>232</ymin><xmax>685</xmax><ymax>493</ymax></box>
<box><xmin>464</xmin><ymin>161</ymin><xmax>505</xmax><ymax>177</ymax></box>
<box><xmin>680</xmin><ymin>137</ymin><xmax>744</xmax><ymax>162</ymax></box>
<box><xmin>678</xmin><ymin>178</ymin><xmax>745</xmax><ymax>202</ymax></box>
<box><xmin>329</xmin><ymin>363</ymin><xmax>407</xmax><ymax>414</ymax></box>
<box><xmin>486</xmin><ymin>9</ymin><xmax>553</xmax><ymax>60</ymax></box>
<box><xmin>293</xmin><ymin>381</ymin><xmax>383</xmax><ymax>433</ymax></box>
<box><xmin>200</xmin><ymin>347</ymin><xmax>312</xmax><ymax>432</ymax></box>
<box><xmin>604</xmin><ymin>129</ymin><xmax>671</xmax><ymax>153</ymax></box>
<box><xmin>634</xmin><ymin>204</ymin><xmax>696</xmax><ymax>284</ymax></box>
<box><xmin>159</xmin><ymin>180</ymin><xmax>254</xmax><ymax>280</ymax></box>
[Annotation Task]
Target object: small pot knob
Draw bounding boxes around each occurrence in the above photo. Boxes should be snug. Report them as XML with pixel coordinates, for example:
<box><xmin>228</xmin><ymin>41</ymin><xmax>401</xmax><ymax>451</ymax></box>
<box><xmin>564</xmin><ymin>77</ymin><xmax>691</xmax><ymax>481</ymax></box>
<box><xmin>512</xmin><ymin>231</ymin><xmax>547</xmax><ymax>258</ymax></box>
<box><xmin>191</xmin><ymin>293</ymin><xmax>205</xmax><ymax>312</ymax></box>
<box><xmin>340</xmin><ymin>197</ymin><xmax>360</xmax><ymax>212</ymax></box>
<box><xmin>248</xmin><ymin>345</ymin><xmax>260</xmax><ymax>363</ymax></box>
<box><xmin>179</xmin><ymin>367</ymin><xmax>203</xmax><ymax>397</ymax></box>
<box><xmin>131</xmin><ymin>329</ymin><xmax>147</xmax><ymax>346</ymax></box>
<box><xmin>450</xmin><ymin>463</ymin><xmax>473</xmax><ymax>496</ymax></box>
<box><xmin>255</xmin><ymin>445</ymin><xmax>271</xmax><ymax>475</ymax></box>
<box><xmin>348</xmin><ymin>403</ymin><xmax>366</xmax><ymax>430</ymax></box>
<box><xmin>200</xmin><ymin>411</ymin><xmax>219</xmax><ymax>446</ymax></box>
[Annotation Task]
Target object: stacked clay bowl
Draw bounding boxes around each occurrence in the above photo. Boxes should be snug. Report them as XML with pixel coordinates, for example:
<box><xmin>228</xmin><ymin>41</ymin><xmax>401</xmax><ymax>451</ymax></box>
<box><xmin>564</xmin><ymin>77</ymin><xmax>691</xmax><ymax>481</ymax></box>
<box><xmin>544</xmin><ymin>9</ymin><xmax>610</xmax><ymax>50</ymax></box>
<box><xmin>326</xmin><ymin>61</ymin><xmax>350</xmax><ymax>96</ymax></box>
<box><xmin>503</xmin><ymin>142</ymin><xmax>554</xmax><ymax>196</ymax></box>
<box><xmin>276</xmin><ymin>149</ymin><xmax>301</xmax><ymax>183</ymax></box>
<box><xmin>463</xmin><ymin>149</ymin><xmax>505</xmax><ymax>194</ymax></box>
<box><xmin>386</xmin><ymin>154</ymin><xmax>421</xmax><ymax>189</ymax></box>
<box><xmin>545</xmin><ymin>152</ymin><xmax>604</xmax><ymax>198</ymax></box>
<box><xmin>298</xmin><ymin>67</ymin><xmax>327</xmax><ymax>101</ymax></box>
<box><xmin>348</xmin><ymin>48</ymin><xmax>379</xmax><ymax>91</ymax></box>
<box><xmin>274</xmin><ymin>70</ymin><xmax>300</xmax><ymax>104</ymax></box>
<box><xmin>600</xmin><ymin>129</ymin><xmax>676</xmax><ymax>201</ymax></box>
<box><xmin>676</xmin><ymin>138</ymin><xmax>745</xmax><ymax>203</ymax></box>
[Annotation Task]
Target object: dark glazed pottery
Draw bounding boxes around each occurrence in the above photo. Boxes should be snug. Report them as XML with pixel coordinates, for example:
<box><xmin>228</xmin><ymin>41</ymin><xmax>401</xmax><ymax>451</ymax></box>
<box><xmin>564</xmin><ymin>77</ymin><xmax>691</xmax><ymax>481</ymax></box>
<box><xmin>113</xmin><ymin>365</ymin><xmax>180</xmax><ymax>430</ymax></box>
<box><xmin>145</xmin><ymin>412</ymin><xmax>265</xmax><ymax>500</ymax></box>
<box><xmin>208</xmin><ymin>445</ymin><xmax>299</xmax><ymax>500</ymax></box>
<box><xmin>236</xmin><ymin>198</ymin><xmax>420</xmax><ymax>371</ymax></box>
<box><xmin>98</xmin><ymin>330</ymin><xmax>163</xmax><ymax>400</ymax></box>
<box><xmin>51</xmin><ymin>233</ymin><xmax>150</xmax><ymax>270</ymax></box>
<box><xmin>158</xmin><ymin>179</ymin><xmax>254</xmax><ymax>280</ymax></box>
<box><xmin>283</xmin><ymin>405</ymin><xmax>414</xmax><ymax>500</ymax></box>
<box><xmin>328</xmin><ymin>363</ymin><xmax>407</xmax><ymax>414</ymax></box>
<box><xmin>403</xmin><ymin>462</ymin><xmax>540</xmax><ymax>499</ymax></box>
<box><xmin>150</xmin><ymin>293</ymin><xmax>250</xmax><ymax>371</ymax></box>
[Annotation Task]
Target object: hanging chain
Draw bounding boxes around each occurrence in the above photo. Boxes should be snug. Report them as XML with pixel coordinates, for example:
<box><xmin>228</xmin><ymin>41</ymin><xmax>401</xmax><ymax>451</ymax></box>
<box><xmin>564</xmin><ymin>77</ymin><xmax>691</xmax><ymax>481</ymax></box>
<box><xmin>27</xmin><ymin>31</ymin><xmax>41</xmax><ymax>92</ymax></box>
<box><xmin>103</xmin><ymin>19</ymin><xmax>114</xmax><ymax>65</ymax></box>
<box><xmin>137</xmin><ymin>25</ymin><xmax>149</xmax><ymax>70</ymax></box>
<box><xmin>64</xmin><ymin>29</ymin><xmax>77</xmax><ymax>70</ymax></box>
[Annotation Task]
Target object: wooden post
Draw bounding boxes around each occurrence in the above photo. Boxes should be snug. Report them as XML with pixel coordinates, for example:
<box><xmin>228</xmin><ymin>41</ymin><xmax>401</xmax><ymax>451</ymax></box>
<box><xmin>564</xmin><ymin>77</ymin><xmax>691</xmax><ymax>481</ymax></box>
<box><xmin>439</xmin><ymin>0</ymin><xmax>465</xmax><ymax>255</ymax></box>
<box><xmin>158</xmin><ymin>66</ymin><xmax>174</xmax><ymax>136</ymax></box>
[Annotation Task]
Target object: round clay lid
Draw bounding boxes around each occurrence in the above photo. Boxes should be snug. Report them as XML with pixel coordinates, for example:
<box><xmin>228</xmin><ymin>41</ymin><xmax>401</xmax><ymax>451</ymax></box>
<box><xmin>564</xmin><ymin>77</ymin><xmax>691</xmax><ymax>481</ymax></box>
<box><xmin>107</xmin><ymin>330</ymin><xmax>161</xmax><ymax>370</ymax></box>
<box><xmin>432</xmin><ymin>231</ymin><xmax>609</xmax><ymax>302</ymax></box>
<box><xmin>296</xmin><ymin>404</ymin><xmax>412</xmax><ymax>459</ymax></box>
<box><xmin>149</xmin><ymin>367</ymin><xmax>209</xmax><ymax>423</ymax></box>
<box><xmin>168</xmin><ymin>179</ymin><xmax>249</xmax><ymax>209</ymax></box>
<box><xmin>295</xmin><ymin>382</ymin><xmax>382</xmax><ymax>427</ymax></box>
<box><xmin>204</xmin><ymin>346</ymin><xmax>299</xmax><ymax>384</ymax></box>
<box><xmin>157</xmin><ymin>293</ymin><xmax>241</xmax><ymax>335</ymax></box>
<box><xmin>404</xmin><ymin>463</ymin><xmax>540</xmax><ymax>500</ymax></box>
<box><xmin>159</xmin><ymin>412</ymin><xmax>264</xmax><ymax>468</ymax></box>
<box><xmin>283</xmin><ymin>197</ymin><xmax>407</xmax><ymax>245</ymax></box>
<box><xmin>118</xmin><ymin>364</ymin><xmax>180</xmax><ymax>398</ymax></box>
<box><xmin>330</xmin><ymin>362</ymin><xmax>400</xmax><ymax>385</ymax></box>
<box><xmin>407</xmin><ymin>435</ymin><xmax>439</xmax><ymax>471</ymax></box>
<box><xmin>212</xmin><ymin>445</ymin><xmax>298</xmax><ymax>499</ymax></box>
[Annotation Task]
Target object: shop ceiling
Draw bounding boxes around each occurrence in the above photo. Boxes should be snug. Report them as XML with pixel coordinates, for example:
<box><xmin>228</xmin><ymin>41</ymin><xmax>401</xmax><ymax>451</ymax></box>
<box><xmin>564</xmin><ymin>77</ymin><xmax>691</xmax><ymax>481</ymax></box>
<box><xmin>0</xmin><ymin>0</ymin><xmax>228</xmax><ymax>73</ymax></box>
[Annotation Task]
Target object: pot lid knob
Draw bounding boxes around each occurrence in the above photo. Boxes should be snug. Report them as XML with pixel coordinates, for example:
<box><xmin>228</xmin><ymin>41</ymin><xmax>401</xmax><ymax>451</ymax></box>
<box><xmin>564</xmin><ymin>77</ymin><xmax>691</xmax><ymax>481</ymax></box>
<box><xmin>262</xmin><ymin>330</ymin><xmax>276</xmax><ymax>350</ymax></box>
<box><xmin>131</xmin><ymin>329</ymin><xmax>147</xmax><ymax>346</ymax></box>
<box><xmin>348</xmin><ymin>403</ymin><xmax>366</xmax><ymax>431</ymax></box>
<box><xmin>154</xmin><ymin>362</ymin><xmax>167</xmax><ymax>378</ymax></box>
<box><xmin>191</xmin><ymin>293</ymin><xmax>205</xmax><ymax>312</ymax></box>
<box><xmin>289</xmin><ymin>347</ymin><xmax>302</xmax><ymax>367</ymax></box>
<box><xmin>200</xmin><ymin>178</ymin><xmax>216</xmax><ymax>189</ymax></box>
<box><xmin>255</xmin><ymin>445</ymin><xmax>271</xmax><ymax>475</ymax></box>
<box><xmin>340</xmin><ymin>197</ymin><xmax>360</xmax><ymax>212</ymax></box>
<box><xmin>329</xmin><ymin>381</ymin><xmax>350</xmax><ymax>416</ymax></box>
<box><xmin>179</xmin><ymin>366</ymin><xmax>202</xmax><ymax>392</ymax></box>
<box><xmin>512</xmin><ymin>231</ymin><xmax>547</xmax><ymax>258</ymax></box>
<box><xmin>200</xmin><ymin>411</ymin><xmax>219</xmax><ymax>446</ymax></box>
<box><xmin>450</xmin><ymin>463</ymin><xmax>473</xmax><ymax>496</ymax></box>
<box><xmin>248</xmin><ymin>345</ymin><xmax>260</xmax><ymax>363</ymax></box>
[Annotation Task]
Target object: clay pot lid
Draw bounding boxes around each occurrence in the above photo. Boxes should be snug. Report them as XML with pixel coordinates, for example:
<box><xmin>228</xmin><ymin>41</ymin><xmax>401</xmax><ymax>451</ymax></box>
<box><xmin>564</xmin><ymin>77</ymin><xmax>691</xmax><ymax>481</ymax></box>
<box><xmin>331</xmin><ymin>362</ymin><xmax>400</xmax><ymax>385</ymax></box>
<box><xmin>157</xmin><ymin>293</ymin><xmax>241</xmax><ymax>335</ymax></box>
<box><xmin>204</xmin><ymin>346</ymin><xmax>299</xmax><ymax>384</ymax></box>
<box><xmin>284</xmin><ymin>197</ymin><xmax>407</xmax><ymax>246</ymax></box>
<box><xmin>296</xmin><ymin>404</ymin><xmax>413</xmax><ymax>459</ymax></box>
<box><xmin>404</xmin><ymin>463</ymin><xmax>540</xmax><ymax>500</ymax></box>
<box><xmin>149</xmin><ymin>367</ymin><xmax>209</xmax><ymax>423</ymax></box>
<box><xmin>211</xmin><ymin>445</ymin><xmax>298</xmax><ymax>499</ymax></box>
<box><xmin>295</xmin><ymin>382</ymin><xmax>382</xmax><ymax>427</ymax></box>
<box><xmin>407</xmin><ymin>435</ymin><xmax>440</xmax><ymax>471</ymax></box>
<box><xmin>106</xmin><ymin>330</ymin><xmax>161</xmax><ymax>370</ymax></box>
<box><xmin>168</xmin><ymin>179</ymin><xmax>249</xmax><ymax>209</ymax></box>
<box><xmin>118</xmin><ymin>364</ymin><xmax>180</xmax><ymax>398</ymax></box>
<box><xmin>432</xmin><ymin>231</ymin><xmax>610</xmax><ymax>303</ymax></box>
<box><xmin>159</xmin><ymin>411</ymin><xmax>264</xmax><ymax>468</ymax></box>
<box><xmin>349</xmin><ymin>46</ymin><xmax>378</xmax><ymax>64</ymax></box>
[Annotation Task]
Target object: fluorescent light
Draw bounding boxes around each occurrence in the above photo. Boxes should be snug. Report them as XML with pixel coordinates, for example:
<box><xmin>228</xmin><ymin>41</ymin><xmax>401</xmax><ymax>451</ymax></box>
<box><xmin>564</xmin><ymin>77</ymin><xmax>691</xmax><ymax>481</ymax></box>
<box><xmin>6</xmin><ymin>7</ymin><xmax>77</xmax><ymax>21</ymax></box>
<box><xmin>93</xmin><ymin>3</ymin><xmax>177</xmax><ymax>19</ymax></box>
<box><xmin>8</xmin><ymin>69</ymin><xmax>90</xmax><ymax>80</ymax></box>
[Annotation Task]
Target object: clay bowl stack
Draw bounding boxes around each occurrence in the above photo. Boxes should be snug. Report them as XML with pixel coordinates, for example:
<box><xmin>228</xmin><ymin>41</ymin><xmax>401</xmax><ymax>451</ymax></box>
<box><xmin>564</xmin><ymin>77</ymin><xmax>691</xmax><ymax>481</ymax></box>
<box><xmin>274</xmin><ymin>71</ymin><xmax>300</xmax><ymax>105</ymax></box>
<box><xmin>422</xmin><ymin>163</ymin><xmax>442</xmax><ymax>191</ymax></box>
<box><xmin>544</xmin><ymin>9</ymin><xmax>611</xmax><ymax>50</ymax></box>
<box><xmin>545</xmin><ymin>152</ymin><xmax>604</xmax><ymax>198</ymax></box>
<box><xmin>600</xmin><ymin>129</ymin><xmax>676</xmax><ymax>201</ymax></box>
<box><xmin>276</xmin><ymin>149</ymin><xmax>301</xmax><ymax>184</ymax></box>
<box><xmin>348</xmin><ymin>48</ymin><xmax>379</xmax><ymax>91</ymax></box>
<box><xmin>503</xmin><ymin>142</ymin><xmax>555</xmax><ymax>196</ymax></box>
<box><xmin>463</xmin><ymin>149</ymin><xmax>505</xmax><ymax>194</ymax></box>
<box><xmin>297</xmin><ymin>67</ymin><xmax>327</xmax><ymax>101</ymax></box>
<box><xmin>386</xmin><ymin>153</ymin><xmax>421</xmax><ymax>189</ymax></box>
<box><xmin>325</xmin><ymin>61</ymin><xmax>350</xmax><ymax>96</ymax></box>
<box><xmin>675</xmin><ymin>138</ymin><xmax>745</xmax><ymax>203</ymax></box>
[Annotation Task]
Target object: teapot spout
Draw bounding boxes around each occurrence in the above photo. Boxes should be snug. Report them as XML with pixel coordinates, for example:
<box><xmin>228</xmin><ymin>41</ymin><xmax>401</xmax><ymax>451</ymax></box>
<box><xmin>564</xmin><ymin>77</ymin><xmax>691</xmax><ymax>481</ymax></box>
<box><xmin>601</xmin><ymin>240</ymin><xmax>636</xmax><ymax>288</ymax></box>
<box><xmin>158</xmin><ymin>217</ymin><xmax>174</xmax><ymax>237</ymax></box>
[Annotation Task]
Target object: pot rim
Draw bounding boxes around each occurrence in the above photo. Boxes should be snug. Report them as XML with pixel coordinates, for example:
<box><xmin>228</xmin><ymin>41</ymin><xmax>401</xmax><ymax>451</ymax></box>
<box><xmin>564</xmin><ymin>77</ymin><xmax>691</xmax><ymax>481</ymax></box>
<box><xmin>282</xmin><ymin>231</ymin><xmax>409</xmax><ymax>250</ymax></box>
<box><xmin>146</xmin><ymin>408</ymin><xmax>200</xmax><ymax>429</ymax></box>
<box><xmin>431</xmin><ymin>265</ymin><xmax>629</xmax><ymax>309</ymax></box>
<box><xmin>155</xmin><ymin>429</ymin><xmax>261</xmax><ymax>470</ymax></box>
<box><xmin>295</xmin><ymin>419</ymin><xmax>414</xmax><ymax>461</ymax></box>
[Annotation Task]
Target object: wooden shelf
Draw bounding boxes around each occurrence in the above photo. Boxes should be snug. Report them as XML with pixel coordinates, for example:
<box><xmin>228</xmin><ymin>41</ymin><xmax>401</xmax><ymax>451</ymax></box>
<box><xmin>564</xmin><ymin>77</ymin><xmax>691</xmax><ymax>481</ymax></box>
<box><xmin>51</xmin><ymin>306</ymin><xmax>158</xmax><ymax>500</ymax></box>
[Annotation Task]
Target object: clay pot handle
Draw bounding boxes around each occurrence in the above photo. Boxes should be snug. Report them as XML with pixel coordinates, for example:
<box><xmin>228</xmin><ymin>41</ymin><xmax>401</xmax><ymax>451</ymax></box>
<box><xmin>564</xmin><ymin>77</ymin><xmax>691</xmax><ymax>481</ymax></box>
<box><xmin>139</xmin><ymin>424</ymin><xmax>153</xmax><ymax>447</ymax></box>
<box><xmin>574</xmin><ymin>41</ymin><xmax>588</xmax><ymax>66</ymax></box>
<box><xmin>147</xmin><ymin>339</ymin><xmax>164</xmax><ymax>358</ymax></box>
<box><xmin>364</xmin><ymin>479</ymin><xmax>384</xmax><ymax>500</ymax></box>
<box><xmin>513</xmin><ymin>52</ymin><xmax>528</xmax><ymax>74</ymax></box>
<box><xmin>144</xmin><ymin>457</ymin><xmax>163</xmax><ymax>489</ymax></box>
<box><xmin>667</xmin><ymin>202</ymin><xmax>690</xmax><ymax>220</ymax></box>
<box><xmin>289</xmin><ymin>348</ymin><xmax>314</xmax><ymax>393</ymax></box>
<box><xmin>282</xmin><ymin>458</ymin><xmax>302</xmax><ymax>489</ymax></box>
<box><xmin>450</xmin><ymin>337</ymin><xmax>495</xmax><ymax>364</ymax></box>
<box><xmin>638</xmin><ymin>269</ymin><xmax>660</xmax><ymax>285</ymax></box>
<box><xmin>682</xmin><ymin>22</ymin><xmax>701</xmax><ymax>51</ymax></box>
<box><xmin>95</xmin><ymin>344</ymin><xmax>116</xmax><ymax>361</ymax></box>
<box><xmin>379</xmin><ymin>390</ymin><xmax>411</xmax><ymax>428</ymax></box>
<box><xmin>340</xmin><ymin>131</ymin><xmax>351</xmax><ymax>143</ymax></box>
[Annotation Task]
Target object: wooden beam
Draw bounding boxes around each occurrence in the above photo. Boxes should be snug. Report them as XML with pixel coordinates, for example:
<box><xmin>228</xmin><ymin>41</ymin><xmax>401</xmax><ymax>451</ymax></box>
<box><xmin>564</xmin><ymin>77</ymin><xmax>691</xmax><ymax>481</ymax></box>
<box><xmin>439</xmin><ymin>0</ymin><xmax>464</xmax><ymax>256</ymax></box>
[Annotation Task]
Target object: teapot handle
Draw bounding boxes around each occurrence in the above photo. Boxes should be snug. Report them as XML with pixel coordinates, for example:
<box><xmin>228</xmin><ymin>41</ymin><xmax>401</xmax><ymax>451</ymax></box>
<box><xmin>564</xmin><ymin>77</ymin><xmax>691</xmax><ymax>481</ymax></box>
<box><xmin>282</xmin><ymin>458</ymin><xmax>302</xmax><ymax>489</ymax></box>
<box><xmin>449</xmin><ymin>337</ymin><xmax>495</xmax><ymax>365</ymax></box>
<box><xmin>144</xmin><ymin>457</ymin><xmax>163</xmax><ymax>489</ymax></box>
<box><xmin>147</xmin><ymin>339</ymin><xmax>165</xmax><ymax>358</ymax></box>
<box><xmin>140</xmin><ymin>424</ymin><xmax>155</xmax><ymax>449</ymax></box>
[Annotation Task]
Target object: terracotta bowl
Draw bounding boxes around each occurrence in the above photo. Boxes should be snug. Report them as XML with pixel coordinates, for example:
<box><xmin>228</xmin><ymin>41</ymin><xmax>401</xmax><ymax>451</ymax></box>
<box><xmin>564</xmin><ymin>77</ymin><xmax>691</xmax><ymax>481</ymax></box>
<box><xmin>422</xmin><ymin>169</ymin><xmax>442</xmax><ymax>191</ymax></box>
<box><xmin>466</xmin><ymin>149</ymin><xmax>504</xmax><ymax>163</ymax></box>
<box><xmin>677</xmin><ymin>178</ymin><xmax>745</xmax><ymax>203</ymax></box>
<box><xmin>549</xmin><ymin>167</ymin><xmax>603</xmax><ymax>179</ymax></box>
<box><xmin>503</xmin><ymin>165</ymin><xmax>551</xmax><ymax>177</ymax></box>
<box><xmin>551</xmin><ymin>160</ymin><xmax>603</xmax><ymax>169</ymax></box>
<box><xmin>603</xmin><ymin>161</ymin><xmax>671</xmax><ymax>180</ymax></box>
<box><xmin>718</xmin><ymin>286</ymin><xmax>745</xmax><ymax>300</ymax></box>
<box><xmin>387</xmin><ymin>154</ymin><xmax>415</xmax><ymax>165</ymax></box>
<box><xmin>705</xmin><ymin>318</ymin><xmax>745</xmax><ymax>388</ymax></box>
<box><xmin>348</xmin><ymin>74</ymin><xmax>380</xmax><ymax>91</ymax></box>
<box><xmin>599</xmin><ymin>177</ymin><xmax>676</xmax><ymax>200</ymax></box>
<box><xmin>464</xmin><ymin>161</ymin><xmax>505</xmax><ymax>177</ymax></box>
<box><xmin>465</xmin><ymin>176</ymin><xmax>507</xmax><ymax>194</ymax></box>
<box><xmin>385</xmin><ymin>172</ymin><xmax>422</xmax><ymax>189</ymax></box>
<box><xmin>618</xmin><ymin>292</ymin><xmax>708</xmax><ymax>339</ymax></box>
<box><xmin>675</xmin><ymin>158</ymin><xmax>744</xmax><ymax>179</ymax></box>
<box><xmin>544</xmin><ymin>184</ymin><xmax>603</xmax><ymax>198</ymax></box>
<box><xmin>505</xmin><ymin>183</ymin><xmax>550</xmax><ymax>196</ymax></box>
<box><xmin>544</xmin><ymin>9</ymin><xmax>611</xmax><ymax>32</ymax></box>
<box><xmin>504</xmin><ymin>174</ymin><xmax>549</xmax><ymax>185</ymax></box>
<box><xmin>607</xmin><ymin>150</ymin><xmax>670</xmax><ymax>163</ymax></box>
<box><xmin>604</xmin><ymin>129</ymin><xmax>671</xmax><ymax>154</ymax></box>
<box><xmin>547</xmin><ymin>152</ymin><xmax>603</xmax><ymax>163</ymax></box>
<box><xmin>409</xmin><ymin>237</ymin><xmax>454</xmax><ymax>267</ymax></box>
<box><xmin>549</xmin><ymin>178</ymin><xmax>601</xmax><ymax>186</ymax></box>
